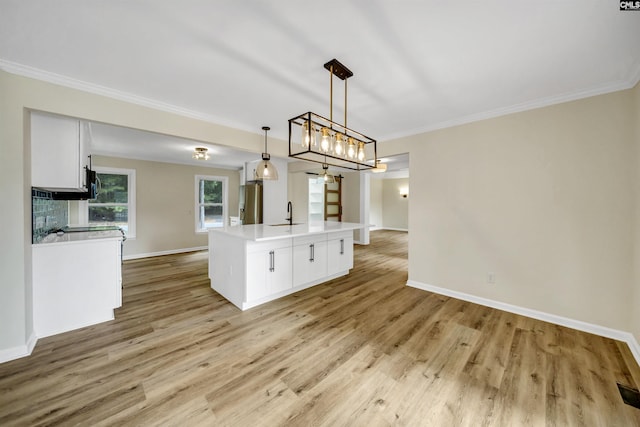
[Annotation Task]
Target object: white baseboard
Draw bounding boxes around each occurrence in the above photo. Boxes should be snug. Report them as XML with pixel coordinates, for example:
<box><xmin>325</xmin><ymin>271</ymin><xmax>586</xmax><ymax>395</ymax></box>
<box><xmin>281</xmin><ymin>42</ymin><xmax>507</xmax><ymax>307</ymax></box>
<box><xmin>379</xmin><ymin>227</ymin><xmax>408</xmax><ymax>232</ymax></box>
<box><xmin>123</xmin><ymin>246</ymin><xmax>207</xmax><ymax>260</ymax></box>
<box><xmin>0</xmin><ymin>330</ymin><xmax>38</xmax><ymax>364</ymax></box>
<box><xmin>628</xmin><ymin>335</ymin><xmax>640</xmax><ymax>366</ymax></box>
<box><xmin>26</xmin><ymin>330</ymin><xmax>37</xmax><ymax>355</ymax></box>
<box><xmin>407</xmin><ymin>279</ymin><xmax>640</xmax><ymax>367</ymax></box>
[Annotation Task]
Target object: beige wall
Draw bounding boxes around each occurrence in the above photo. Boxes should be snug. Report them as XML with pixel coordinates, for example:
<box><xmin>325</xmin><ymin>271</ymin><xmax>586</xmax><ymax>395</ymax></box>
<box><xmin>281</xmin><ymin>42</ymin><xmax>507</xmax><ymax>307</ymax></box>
<box><xmin>0</xmin><ymin>71</ymin><xmax>31</xmax><ymax>352</ymax></box>
<box><xmin>369</xmin><ymin>178</ymin><xmax>383</xmax><ymax>228</ymax></box>
<box><xmin>287</xmin><ymin>171</ymin><xmax>310</xmax><ymax>224</ymax></box>
<box><xmin>93</xmin><ymin>156</ymin><xmax>240</xmax><ymax>257</ymax></box>
<box><xmin>389</xmin><ymin>89</ymin><xmax>636</xmax><ymax>331</ymax></box>
<box><xmin>342</xmin><ymin>172</ymin><xmax>362</xmax><ymax>242</ymax></box>
<box><xmin>382</xmin><ymin>178</ymin><xmax>409</xmax><ymax>230</ymax></box>
<box><xmin>0</xmin><ymin>70</ymin><xmax>271</xmax><ymax>356</ymax></box>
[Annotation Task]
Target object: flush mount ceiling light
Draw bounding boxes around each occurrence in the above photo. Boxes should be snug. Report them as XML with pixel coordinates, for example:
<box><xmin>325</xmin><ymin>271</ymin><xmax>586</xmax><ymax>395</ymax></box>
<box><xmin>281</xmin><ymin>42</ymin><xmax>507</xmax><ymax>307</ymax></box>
<box><xmin>255</xmin><ymin>126</ymin><xmax>278</xmax><ymax>180</ymax></box>
<box><xmin>289</xmin><ymin>59</ymin><xmax>377</xmax><ymax>171</ymax></box>
<box><xmin>193</xmin><ymin>147</ymin><xmax>209</xmax><ymax>160</ymax></box>
<box><xmin>371</xmin><ymin>159</ymin><xmax>387</xmax><ymax>173</ymax></box>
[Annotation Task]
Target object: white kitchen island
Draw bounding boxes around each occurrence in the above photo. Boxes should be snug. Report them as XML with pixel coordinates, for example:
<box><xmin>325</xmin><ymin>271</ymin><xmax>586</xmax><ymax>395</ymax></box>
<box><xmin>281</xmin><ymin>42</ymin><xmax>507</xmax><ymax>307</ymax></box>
<box><xmin>208</xmin><ymin>222</ymin><xmax>364</xmax><ymax>310</ymax></box>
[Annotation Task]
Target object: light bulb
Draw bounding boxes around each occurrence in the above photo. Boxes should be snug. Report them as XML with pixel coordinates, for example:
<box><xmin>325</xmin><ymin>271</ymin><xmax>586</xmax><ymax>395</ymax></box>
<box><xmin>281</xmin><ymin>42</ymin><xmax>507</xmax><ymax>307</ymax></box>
<box><xmin>357</xmin><ymin>141</ymin><xmax>365</xmax><ymax>162</ymax></box>
<box><xmin>320</xmin><ymin>128</ymin><xmax>331</xmax><ymax>153</ymax></box>
<box><xmin>334</xmin><ymin>133</ymin><xmax>344</xmax><ymax>157</ymax></box>
<box><xmin>346</xmin><ymin>137</ymin><xmax>356</xmax><ymax>159</ymax></box>
<box><xmin>301</xmin><ymin>121</ymin><xmax>316</xmax><ymax>148</ymax></box>
<box><xmin>312</xmin><ymin>126</ymin><xmax>319</xmax><ymax>149</ymax></box>
<box><xmin>301</xmin><ymin>121</ymin><xmax>310</xmax><ymax>148</ymax></box>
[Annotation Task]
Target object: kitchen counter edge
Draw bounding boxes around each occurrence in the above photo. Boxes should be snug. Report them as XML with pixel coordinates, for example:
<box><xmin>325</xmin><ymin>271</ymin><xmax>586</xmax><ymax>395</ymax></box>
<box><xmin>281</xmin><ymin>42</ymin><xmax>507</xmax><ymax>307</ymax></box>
<box><xmin>33</xmin><ymin>230</ymin><xmax>125</xmax><ymax>246</ymax></box>
<box><xmin>209</xmin><ymin>222</ymin><xmax>365</xmax><ymax>242</ymax></box>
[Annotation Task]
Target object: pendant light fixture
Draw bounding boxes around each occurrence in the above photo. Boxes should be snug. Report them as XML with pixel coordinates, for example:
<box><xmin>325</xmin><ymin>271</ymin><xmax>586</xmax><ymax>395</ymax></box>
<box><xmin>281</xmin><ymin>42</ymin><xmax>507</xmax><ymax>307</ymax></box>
<box><xmin>289</xmin><ymin>59</ymin><xmax>377</xmax><ymax>171</ymax></box>
<box><xmin>255</xmin><ymin>126</ymin><xmax>278</xmax><ymax>181</ymax></box>
<box><xmin>321</xmin><ymin>163</ymin><xmax>335</xmax><ymax>184</ymax></box>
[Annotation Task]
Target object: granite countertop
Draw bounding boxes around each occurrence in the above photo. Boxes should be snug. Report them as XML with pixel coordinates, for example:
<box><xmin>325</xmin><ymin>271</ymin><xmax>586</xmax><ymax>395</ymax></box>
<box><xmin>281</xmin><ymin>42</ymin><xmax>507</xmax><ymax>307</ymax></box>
<box><xmin>209</xmin><ymin>221</ymin><xmax>365</xmax><ymax>242</ymax></box>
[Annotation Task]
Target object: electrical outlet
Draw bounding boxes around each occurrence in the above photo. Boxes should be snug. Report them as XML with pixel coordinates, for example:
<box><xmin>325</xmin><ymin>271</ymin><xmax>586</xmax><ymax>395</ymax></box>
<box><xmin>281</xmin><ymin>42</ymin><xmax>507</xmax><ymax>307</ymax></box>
<box><xmin>487</xmin><ymin>272</ymin><xmax>496</xmax><ymax>284</ymax></box>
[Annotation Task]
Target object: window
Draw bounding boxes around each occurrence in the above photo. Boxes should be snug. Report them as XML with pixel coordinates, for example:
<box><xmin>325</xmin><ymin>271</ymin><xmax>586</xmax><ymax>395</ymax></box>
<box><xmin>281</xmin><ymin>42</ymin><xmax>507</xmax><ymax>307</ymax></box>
<box><xmin>88</xmin><ymin>167</ymin><xmax>136</xmax><ymax>238</ymax></box>
<box><xmin>195</xmin><ymin>175</ymin><xmax>228</xmax><ymax>232</ymax></box>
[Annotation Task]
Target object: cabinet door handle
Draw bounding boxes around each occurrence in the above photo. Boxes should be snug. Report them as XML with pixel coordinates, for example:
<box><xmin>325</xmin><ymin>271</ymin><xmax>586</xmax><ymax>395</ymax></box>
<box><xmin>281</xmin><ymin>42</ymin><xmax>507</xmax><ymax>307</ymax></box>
<box><xmin>340</xmin><ymin>238</ymin><xmax>344</xmax><ymax>255</ymax></box>
<box><xmin>309</xmin><ymin>243</ymin><xmax>315</xmax><ymax>262</ymax></box>
<box><xmin>269</xmin><ymin>250</ymin><xmax>275</xmax><ymax>272</ymax></box>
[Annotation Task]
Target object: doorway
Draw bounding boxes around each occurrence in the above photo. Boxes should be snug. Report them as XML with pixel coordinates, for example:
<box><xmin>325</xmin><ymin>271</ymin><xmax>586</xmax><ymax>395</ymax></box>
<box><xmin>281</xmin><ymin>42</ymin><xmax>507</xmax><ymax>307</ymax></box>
<box><xmin>324</xmin><ymin>176</ymin><xmax>342</xmax><ymax>222</ymax></box>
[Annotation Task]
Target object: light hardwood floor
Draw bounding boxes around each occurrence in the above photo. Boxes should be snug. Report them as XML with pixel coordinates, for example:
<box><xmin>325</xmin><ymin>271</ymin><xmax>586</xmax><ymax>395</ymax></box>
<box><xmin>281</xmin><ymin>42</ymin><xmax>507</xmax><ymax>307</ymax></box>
<box><xmin>1</xmin><ymin>230</ymin><xmax>639</xmax><ymax>426</ymax></box>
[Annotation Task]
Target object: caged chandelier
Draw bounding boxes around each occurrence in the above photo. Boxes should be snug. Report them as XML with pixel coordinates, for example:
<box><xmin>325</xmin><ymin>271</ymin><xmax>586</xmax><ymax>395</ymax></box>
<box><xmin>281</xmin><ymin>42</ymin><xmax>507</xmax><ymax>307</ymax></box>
<box><xmin>288</xmin><ymin>59</ymin><xmax>377</xmax><ymax>171</ymax></box>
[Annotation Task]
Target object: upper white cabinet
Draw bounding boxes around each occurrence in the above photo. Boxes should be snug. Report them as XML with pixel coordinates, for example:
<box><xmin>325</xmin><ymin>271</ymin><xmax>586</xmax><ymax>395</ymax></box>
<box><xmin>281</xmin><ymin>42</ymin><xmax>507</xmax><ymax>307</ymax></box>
<box><xmin>31</xmin><ymin>112</ymin><xmax>91</xmax><ymax>189</ymax></box>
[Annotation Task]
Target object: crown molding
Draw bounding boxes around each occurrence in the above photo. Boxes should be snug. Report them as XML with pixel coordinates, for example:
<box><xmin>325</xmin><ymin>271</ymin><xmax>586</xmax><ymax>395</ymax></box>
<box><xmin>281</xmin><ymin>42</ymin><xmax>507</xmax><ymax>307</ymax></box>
<box><xmin>3</xmin><ymin>58</ymin><xmax>639</xmax><ymax>144</ymax></box>
<box><xmin>0</xmin><ymin>59</ymin><xmax>256</xmax><ymax>135</ymax></box>
<box><xmin>381</xmin><ymin>65</ymin><xmax>640</xmax><ymax>142</ymax></box>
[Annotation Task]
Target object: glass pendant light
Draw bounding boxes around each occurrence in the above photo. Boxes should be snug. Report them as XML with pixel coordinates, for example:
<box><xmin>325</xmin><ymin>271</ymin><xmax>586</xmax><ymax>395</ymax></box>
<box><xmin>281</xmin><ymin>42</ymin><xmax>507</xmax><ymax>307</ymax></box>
<box><xmin>288</xmin><ymin>60</ymin><xmax>377</xmax><ymax>171</ymax></box>
<box><xmin>312</xmin><ymin>126</ymin><xmax>320</xmax><ymax>149</ymax></box>
<box><xmin>301</xmin><ymin>120</ymin><xmax>314</xmax><ymax>148</ymax></box>
<box><xmin>320</xmin><ymin>127</ymin><xmax>331</xmax><ymax>153</ymax></box>
<box><xmin>357</xmin><ymin>141</ymin><xmax>366</xmax><ymax>162</ymax></box>
<box><xmin>346</xmin><ymin>137</ymin><xmax>356</xmax><ymax>159</ymax></box>
<box><xmin>255</xmin><ymin>126</ymin><xmax>278</xmax><ymax>180</ymax></box>
<box><xmin>334</xmin><ymin>133</ymin><xmax>345</xmax><ymax>157</ymax></box>
<box><xmin>321</xmin><ymin>163</ymin><xmax>335</xmax><ymax>184</ymax></box>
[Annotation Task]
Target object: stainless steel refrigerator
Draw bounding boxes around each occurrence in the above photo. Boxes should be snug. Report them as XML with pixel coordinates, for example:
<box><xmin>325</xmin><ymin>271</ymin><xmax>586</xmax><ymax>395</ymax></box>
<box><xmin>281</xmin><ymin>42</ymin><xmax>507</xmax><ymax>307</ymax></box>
<box><xmin>239</xmin><ymin>181</ymin><xmax>263</xmax><ymax>224</ymax></box>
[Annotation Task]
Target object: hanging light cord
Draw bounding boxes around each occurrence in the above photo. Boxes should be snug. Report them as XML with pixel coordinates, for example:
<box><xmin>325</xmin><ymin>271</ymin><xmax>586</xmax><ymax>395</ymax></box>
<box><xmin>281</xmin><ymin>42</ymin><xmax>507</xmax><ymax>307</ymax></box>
<box><xmin>329</xmin><ymin>64</ymin><xmax>333</xmax><ymax>123</ymax></box>
<box><xmin>262</xmin><ymin>126</ymin><xmax>270</xmax><ymax>158</ymax></box>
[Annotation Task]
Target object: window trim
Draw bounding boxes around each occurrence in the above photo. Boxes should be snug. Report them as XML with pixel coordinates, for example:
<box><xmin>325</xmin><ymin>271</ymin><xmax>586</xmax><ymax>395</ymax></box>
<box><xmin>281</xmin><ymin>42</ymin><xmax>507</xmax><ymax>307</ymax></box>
<box><xmin>88</xmin><ymin>167</ymin><xmax>136</xmax><ymax>239</ymax></box>
<box><xmin>195</xmin><ymin>175</ymin><xmax>228</xmax><ymax>233</ymax></box>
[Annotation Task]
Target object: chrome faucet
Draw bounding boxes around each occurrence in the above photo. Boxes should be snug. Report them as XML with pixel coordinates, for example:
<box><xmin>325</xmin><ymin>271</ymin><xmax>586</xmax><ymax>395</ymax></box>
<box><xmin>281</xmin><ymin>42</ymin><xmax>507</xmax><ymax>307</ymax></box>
<box><xmin>286</xmin><ymin>201</ymin><xmax>293</xmax><ymax>226</ymax></box>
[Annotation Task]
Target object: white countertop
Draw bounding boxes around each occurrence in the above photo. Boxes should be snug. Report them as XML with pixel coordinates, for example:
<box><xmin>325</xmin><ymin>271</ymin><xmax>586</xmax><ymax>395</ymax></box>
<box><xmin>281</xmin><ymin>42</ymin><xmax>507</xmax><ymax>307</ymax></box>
<box><xmin>209</xmin><ymin>221</ymin><xmax>365</xmax><ymax>242</ymax></box>
<box><xmin>36</xmin><ymin>230</ymin><xmax>125</xmax><ymax>245</ymax></box>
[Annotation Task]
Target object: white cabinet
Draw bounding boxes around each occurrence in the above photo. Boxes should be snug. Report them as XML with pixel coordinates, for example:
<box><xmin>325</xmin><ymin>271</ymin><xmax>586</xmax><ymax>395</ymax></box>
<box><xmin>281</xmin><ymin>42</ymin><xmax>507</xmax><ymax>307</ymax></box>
<box><xmin>328</xmin><ymin>231</ymin><xmax>354</xmax><ymax>275</ymax></box>
<box><xmin>292</xmin><ymin>234</ymin><xmax>328</xmax><ymax>287</ymax></box>
<box><xmin>209</xmin><ymin>224</ymin><xmax>360</xmax><ymax>310</ymax></box>
<box><xmin>246</xmin><ymin>239</ymin><xmax>292</xmax><ymax>301</ymax></box>
<box><xmin>32</xmin><ymin>237</ymin><xmax>122</xmax><ymax>338</ymax></box>
<box><xmin>31</xmin><ymin>112</ymin><xmax>91</xmax><ymax>189</ymax></box>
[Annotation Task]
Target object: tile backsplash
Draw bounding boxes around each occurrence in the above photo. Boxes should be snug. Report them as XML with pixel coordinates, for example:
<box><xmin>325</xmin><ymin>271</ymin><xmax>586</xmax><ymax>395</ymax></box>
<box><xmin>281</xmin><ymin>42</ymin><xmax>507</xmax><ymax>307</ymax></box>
<box><xmin>32</xmin><ymin>189</ymin><xmax>68</xmax><ymax>243</ymax></box>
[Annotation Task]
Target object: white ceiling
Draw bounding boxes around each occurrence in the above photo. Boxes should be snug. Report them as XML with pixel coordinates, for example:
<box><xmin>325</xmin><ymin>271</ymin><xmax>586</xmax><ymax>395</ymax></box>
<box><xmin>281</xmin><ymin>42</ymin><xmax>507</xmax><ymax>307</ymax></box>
<box><xmin>88</xmin><ymin>121</ymin><xmax>259</xmax><ymax>170</ymax></box>
<box><xmin>2</xmin><ymin>1</ymin><xmax>639</xmax><ymax>169</ymax></box>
